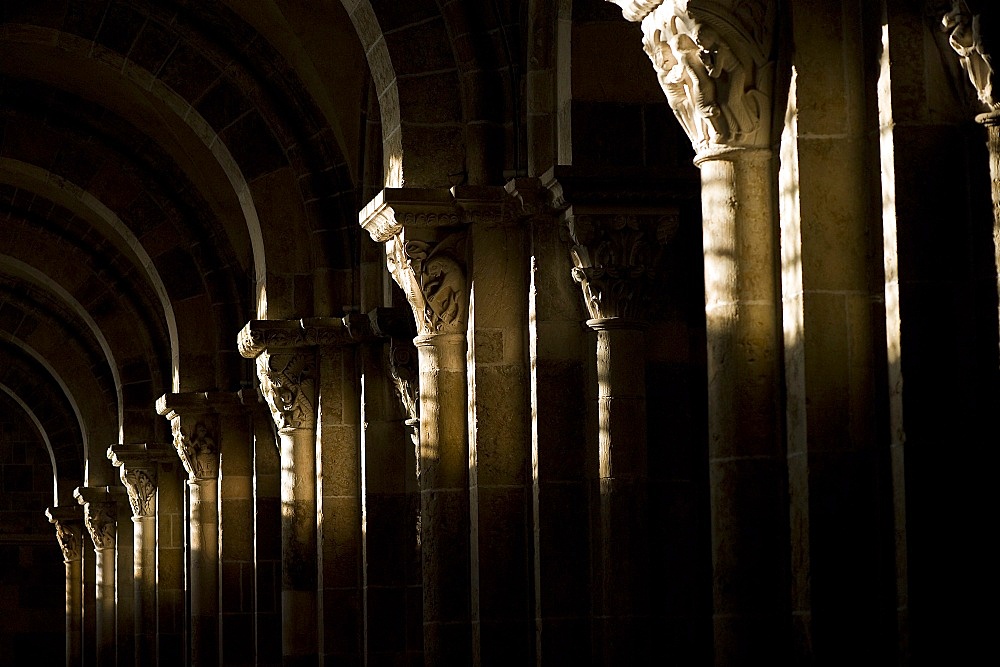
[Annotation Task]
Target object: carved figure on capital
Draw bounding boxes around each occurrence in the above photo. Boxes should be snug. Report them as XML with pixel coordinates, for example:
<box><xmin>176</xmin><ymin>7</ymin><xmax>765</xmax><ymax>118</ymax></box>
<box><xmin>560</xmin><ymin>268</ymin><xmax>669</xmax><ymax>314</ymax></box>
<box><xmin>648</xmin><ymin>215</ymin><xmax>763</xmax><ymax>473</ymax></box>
<box><xmin>171</xmin><ymin>416</ymin><xmax>220</xmax><ymax>480</ymax></box>
<box><xmin>385</xmin><ymin>231</ymin><xmax>468</xmax><ymax>336</ymax></box>
<box><xmin>257</xmin><ymin>350</ymin><xmax>316</xmax><ymax>432</ymax></box>
<box><xmin>53</xmin><ymin>521</ymin><xmax>83</xmax><ymax>562</ymax></box>
<box><xmin>942</xmin><ymin>0</ymin><xmax>997</xmax><ymax>110</ymax></box>
<box><xmin>612</xmin><ymin>0</ymin><xmax>774</xmax><ymax>152</ymax></box>
<box><xmin>83</xmin><ymin>502</ymin><xmax>117</xmax><ymax>550</ymax></box>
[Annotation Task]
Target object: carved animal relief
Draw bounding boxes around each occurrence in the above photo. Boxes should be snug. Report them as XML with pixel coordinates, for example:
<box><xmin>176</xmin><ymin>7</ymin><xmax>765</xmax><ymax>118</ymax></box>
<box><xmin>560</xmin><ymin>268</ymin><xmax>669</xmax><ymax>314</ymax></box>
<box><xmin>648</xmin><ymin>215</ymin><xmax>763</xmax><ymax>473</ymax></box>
<box><xmin>257</xmin><ymin>350</ymin><xmax>316</xmax><ymax>432</ymax></box>
<box><xmin>386</xmin><ymin>231</ymin><xmax>468</xmax><ymax>336</ymax></box>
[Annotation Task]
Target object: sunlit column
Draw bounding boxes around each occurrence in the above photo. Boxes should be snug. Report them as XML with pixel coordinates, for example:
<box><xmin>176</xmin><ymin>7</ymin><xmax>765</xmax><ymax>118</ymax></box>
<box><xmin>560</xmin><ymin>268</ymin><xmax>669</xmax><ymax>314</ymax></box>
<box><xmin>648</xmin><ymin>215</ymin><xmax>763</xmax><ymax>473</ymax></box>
<box><xmin>239</xmin><ymin>321</ymin><xmax>328</xmax><ymax>667</ymax></box>
<box><xmin>156</xmin><ymin>393</ymin><xmax>239</xmax><ymax>667</ymax></box>
<box><xmin>74</xmin><ymin>487</ymin><xmax>119</xmax><ymax>666</ymax></box>
<box><xmin>108</xmin><ymin>443</ymin><xmax>173</xmax><ymax>667</ymax></box>
<box><xmin>361</xmin><ymin>190</ymin><xmax>473</xmax><ymax>666</ymax></box>
<box><xmin>608</xmin><ymin>0</ymin><xmax>787</xmax><ymax>662</ymax></box>
<box><xmin>46</xmin><ymin>505</ymin><xmax>84</xmax><ymax>667</ymax></box>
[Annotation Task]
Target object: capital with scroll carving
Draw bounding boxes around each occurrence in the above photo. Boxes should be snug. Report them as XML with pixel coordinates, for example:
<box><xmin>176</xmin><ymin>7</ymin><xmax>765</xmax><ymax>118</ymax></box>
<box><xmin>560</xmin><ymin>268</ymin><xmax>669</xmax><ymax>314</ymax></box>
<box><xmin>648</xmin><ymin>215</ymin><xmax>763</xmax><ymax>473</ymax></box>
<box><xmin>46</xmin><ymin>506</ymin><xmax>84</xmax><ymax>562</ymax></box>
<box><xmin>108</xmin><ymin>443</ymin><xmax>172</xmax><ymax>519</ymax></box>
<box><xmin>608</xmin><ymin>0</ymin><xmax>776</xmax><ymax>156</ymax></box>
<box><xmin>74</xmin><ymin>487</ymin><xmax>119</xmax><ymax>551</ymax></box>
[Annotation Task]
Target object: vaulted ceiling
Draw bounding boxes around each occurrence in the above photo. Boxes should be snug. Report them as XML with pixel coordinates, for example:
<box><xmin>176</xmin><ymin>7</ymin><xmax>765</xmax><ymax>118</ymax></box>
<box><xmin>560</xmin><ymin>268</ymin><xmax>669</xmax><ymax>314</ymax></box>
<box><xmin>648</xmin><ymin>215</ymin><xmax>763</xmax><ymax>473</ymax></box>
<box><xmin>0</xmin><ymin>0</ymin><xmax>371</xmax><ymax>498</ymax></box>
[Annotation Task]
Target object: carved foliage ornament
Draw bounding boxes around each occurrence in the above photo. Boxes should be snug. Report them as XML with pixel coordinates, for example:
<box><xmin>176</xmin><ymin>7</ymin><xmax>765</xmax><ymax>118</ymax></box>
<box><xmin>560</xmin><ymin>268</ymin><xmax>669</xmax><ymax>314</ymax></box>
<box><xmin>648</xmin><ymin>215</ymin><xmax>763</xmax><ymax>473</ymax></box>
<box><xmin>569</xmin><ymin>213</ymin><xmax>679</xmax><ymax>321</ymax></box>
<box><xmin>612</xmin><ymin>0</ymin><xmax>774</xmax><ymax>153</ymax></box>
<box><xmin>257</xmin><ymin>350</ymin><xmax>315</xmax><ymax>432</ymax></box>
<box><xmin>53</xmin><ymin>521</ymin><xmax>83</xmax><ymax>562</ymax></box>
<box><xmin>172</xmin><ymin>416</ymin><xmax>220</xmax><ymax>480</ymax></box>
<box><xmin>83</xmin><ymin>502</ymin><xmax>117</xmax><ymax>550</ymax></box>
<box><xmin>942</xmin><ymin>0</ymin><xmax>997</xmax><ymax>110</ymax></box>
<box><xmin>385</xmin><ymin>231</ymin><xmax>468</xmax><ymax>336</ymax></box>
<box><xmin>121</xmin><ymin>467</ymin><xmax>158</xmax><ymax>519</ymax></box>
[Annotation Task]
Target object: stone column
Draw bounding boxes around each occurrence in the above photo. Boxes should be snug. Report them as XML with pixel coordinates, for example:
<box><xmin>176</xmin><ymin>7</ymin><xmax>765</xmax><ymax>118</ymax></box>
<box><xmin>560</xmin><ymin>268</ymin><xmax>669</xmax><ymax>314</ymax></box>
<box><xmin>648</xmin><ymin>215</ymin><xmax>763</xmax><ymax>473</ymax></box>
<box><xmin>361</xmin><ymin>189</ymin><xmax>473</xmax><ymax>665</ymax></box>
<box><xmin>156</xmin><ymin>393</ymin><xmax>234</xmax><ymax>667</ymax></box>
<box><xmin>74</xmin><ymin>487</ymin><xmax>119</xmax><ymax>667</ymax></box>
<box><xmin>249</xmin><ymin>396</ymin><xmax>282</xmax><ymax>665</ymax></box>
<box><xmin>609</xmin><ymin>1</ymin><xmax>788</xmax><ymax>662</ymax></box>
<box><xmin>548</xmin><ymin>174</ymin><xmax>680</xmax><ymax>663</ymax></box>
<box><xmin>46</xmin><ymin>505</ymin><xmax>84</xmax><ymax>667</ymax></box>
<box><xmin>108</xmin><ymin>443</ymin><xmax>173</xmax><ymax>666</ymax></box>
<box><xmin>238</xmin><ymin>320</ymin><xmax>321</xmax><ymax>667</ymax></box>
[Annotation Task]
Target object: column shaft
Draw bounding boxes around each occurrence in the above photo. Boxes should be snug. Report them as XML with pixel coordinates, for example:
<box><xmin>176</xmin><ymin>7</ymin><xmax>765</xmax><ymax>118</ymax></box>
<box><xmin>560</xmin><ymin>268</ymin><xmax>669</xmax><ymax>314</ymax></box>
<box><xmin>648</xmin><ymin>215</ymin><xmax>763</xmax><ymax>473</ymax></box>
<box><xmin>219</xmin><ymin>410</ymin><xmax>255</xmax><ymax>667</ymax></box>
<box><xmin>134</xmin><ymin>514</ymin><xmax>157</xmax><ymax>665</ymax></box>
<box><xmin>95</xmin><ymin>547</ymin><xmax>116</xmax><ymax>665</ymax></box>
<box><xmin>157</xmin><ymin>464</ymin><xmax>185</xmax><ymax>664</ymax></box>
<box><xmin>415</xmin><ymin>332</ymin><xmax>472</xmax><ymax>665</ymax></box>
<box><xmin>359</xmin><ymin>338</ymin><xmax>421</xmax><ymax>666</ymax></box>
<box><xmin>466</xmin><ymin>220</ymin><xmax>533</xmax><ymax>666</ymax></box>
<box><xmin>317</xmin><ymin>346</ymin><xmax>364</xmax><ymax>665</ymax></box>
<box><xmin>590</xmin><ymin>322</ymin><xmax>650</xmax><ymax>664</ymax></box>
<box><xmin>698</xmin><ymin>150</ymin><xmax>789</xmax><ymax>663</ymax></box>
<box><xmin>252</xmin><ymin>408</ymin><xmax>282</xmax><ymax>665</ymax></box>
<box><xmin>281</xmin><ymin>425</ymin><xmax>318</xmax><ymax>666</ymax></box>
<box><xmin>528</xmin><ymin>213</ymin><xmax>592</xmax><ymax>664</ymax></box>
<box><xmin>189</xmin><ymin>477</ymin><xmax>219</xmax><ymax>666</ymax></box>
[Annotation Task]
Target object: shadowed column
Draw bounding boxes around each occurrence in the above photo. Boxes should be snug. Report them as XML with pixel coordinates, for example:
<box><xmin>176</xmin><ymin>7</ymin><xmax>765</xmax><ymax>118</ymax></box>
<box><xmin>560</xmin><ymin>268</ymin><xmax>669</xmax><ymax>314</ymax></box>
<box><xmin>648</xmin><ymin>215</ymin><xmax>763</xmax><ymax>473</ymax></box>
<box><xmin>46</xmin><ymin>505</ymin><xmax>84</xmax><ymax>667</ymax></box>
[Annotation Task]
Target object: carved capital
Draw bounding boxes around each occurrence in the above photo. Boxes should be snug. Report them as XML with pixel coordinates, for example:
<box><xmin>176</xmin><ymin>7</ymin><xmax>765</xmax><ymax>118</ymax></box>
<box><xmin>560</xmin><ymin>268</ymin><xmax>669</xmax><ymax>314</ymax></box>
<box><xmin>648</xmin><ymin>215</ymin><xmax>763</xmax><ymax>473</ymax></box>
<box><xmin>610</xmin><ymin>0</ymin><xmax>776</xmax><ymax>155</ymax></box>
<box><xmin>45</xmin><ymin>506</ymin><xmax>84</xmax><ymax>562</ymax></box>
<box><xmin>567</xmin><ymin>211</ymin><xmax>680</xmax><ymax>321</ymax></box>
<box><xmin>156</xmin><ymin>393</ymin><xmax>242</xmax><ymax>481</ymax></box>
<box><xmin>941</xmin><ymin>0</ymin><xmax>997</xmax><ymax>110</ymax></box>
<box><xmin>74</xmin><ymin>486</ymin><xmax>123</xmax><ymax>551</ymax></box>
<box><xmin>107</xmin><ymin>443</ymin><xmax>171</xmax><ymax>519</ymax></box>
<box><xmin>386</xmin><ymin>229</ymin><xmax>469</xmax><ymax>336</ymax></box>
<box><xmin>256</xmin><ymin>350</ymin><xmax>316</xmax><ymax>432</ymax></box>
<box><xmin>360</xmin><ymin>187</ymin><xmax>530</xmax><ymax>337</ymax></box>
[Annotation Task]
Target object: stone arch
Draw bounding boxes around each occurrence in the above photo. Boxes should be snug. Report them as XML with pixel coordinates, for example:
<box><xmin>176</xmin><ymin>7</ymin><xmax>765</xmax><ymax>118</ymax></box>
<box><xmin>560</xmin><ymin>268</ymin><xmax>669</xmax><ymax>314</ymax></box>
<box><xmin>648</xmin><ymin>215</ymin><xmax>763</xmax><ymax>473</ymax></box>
<box><xmin>0</xmin><ymin>385</ymin><xmax>59</xmax><ymax>504</ymax></box>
